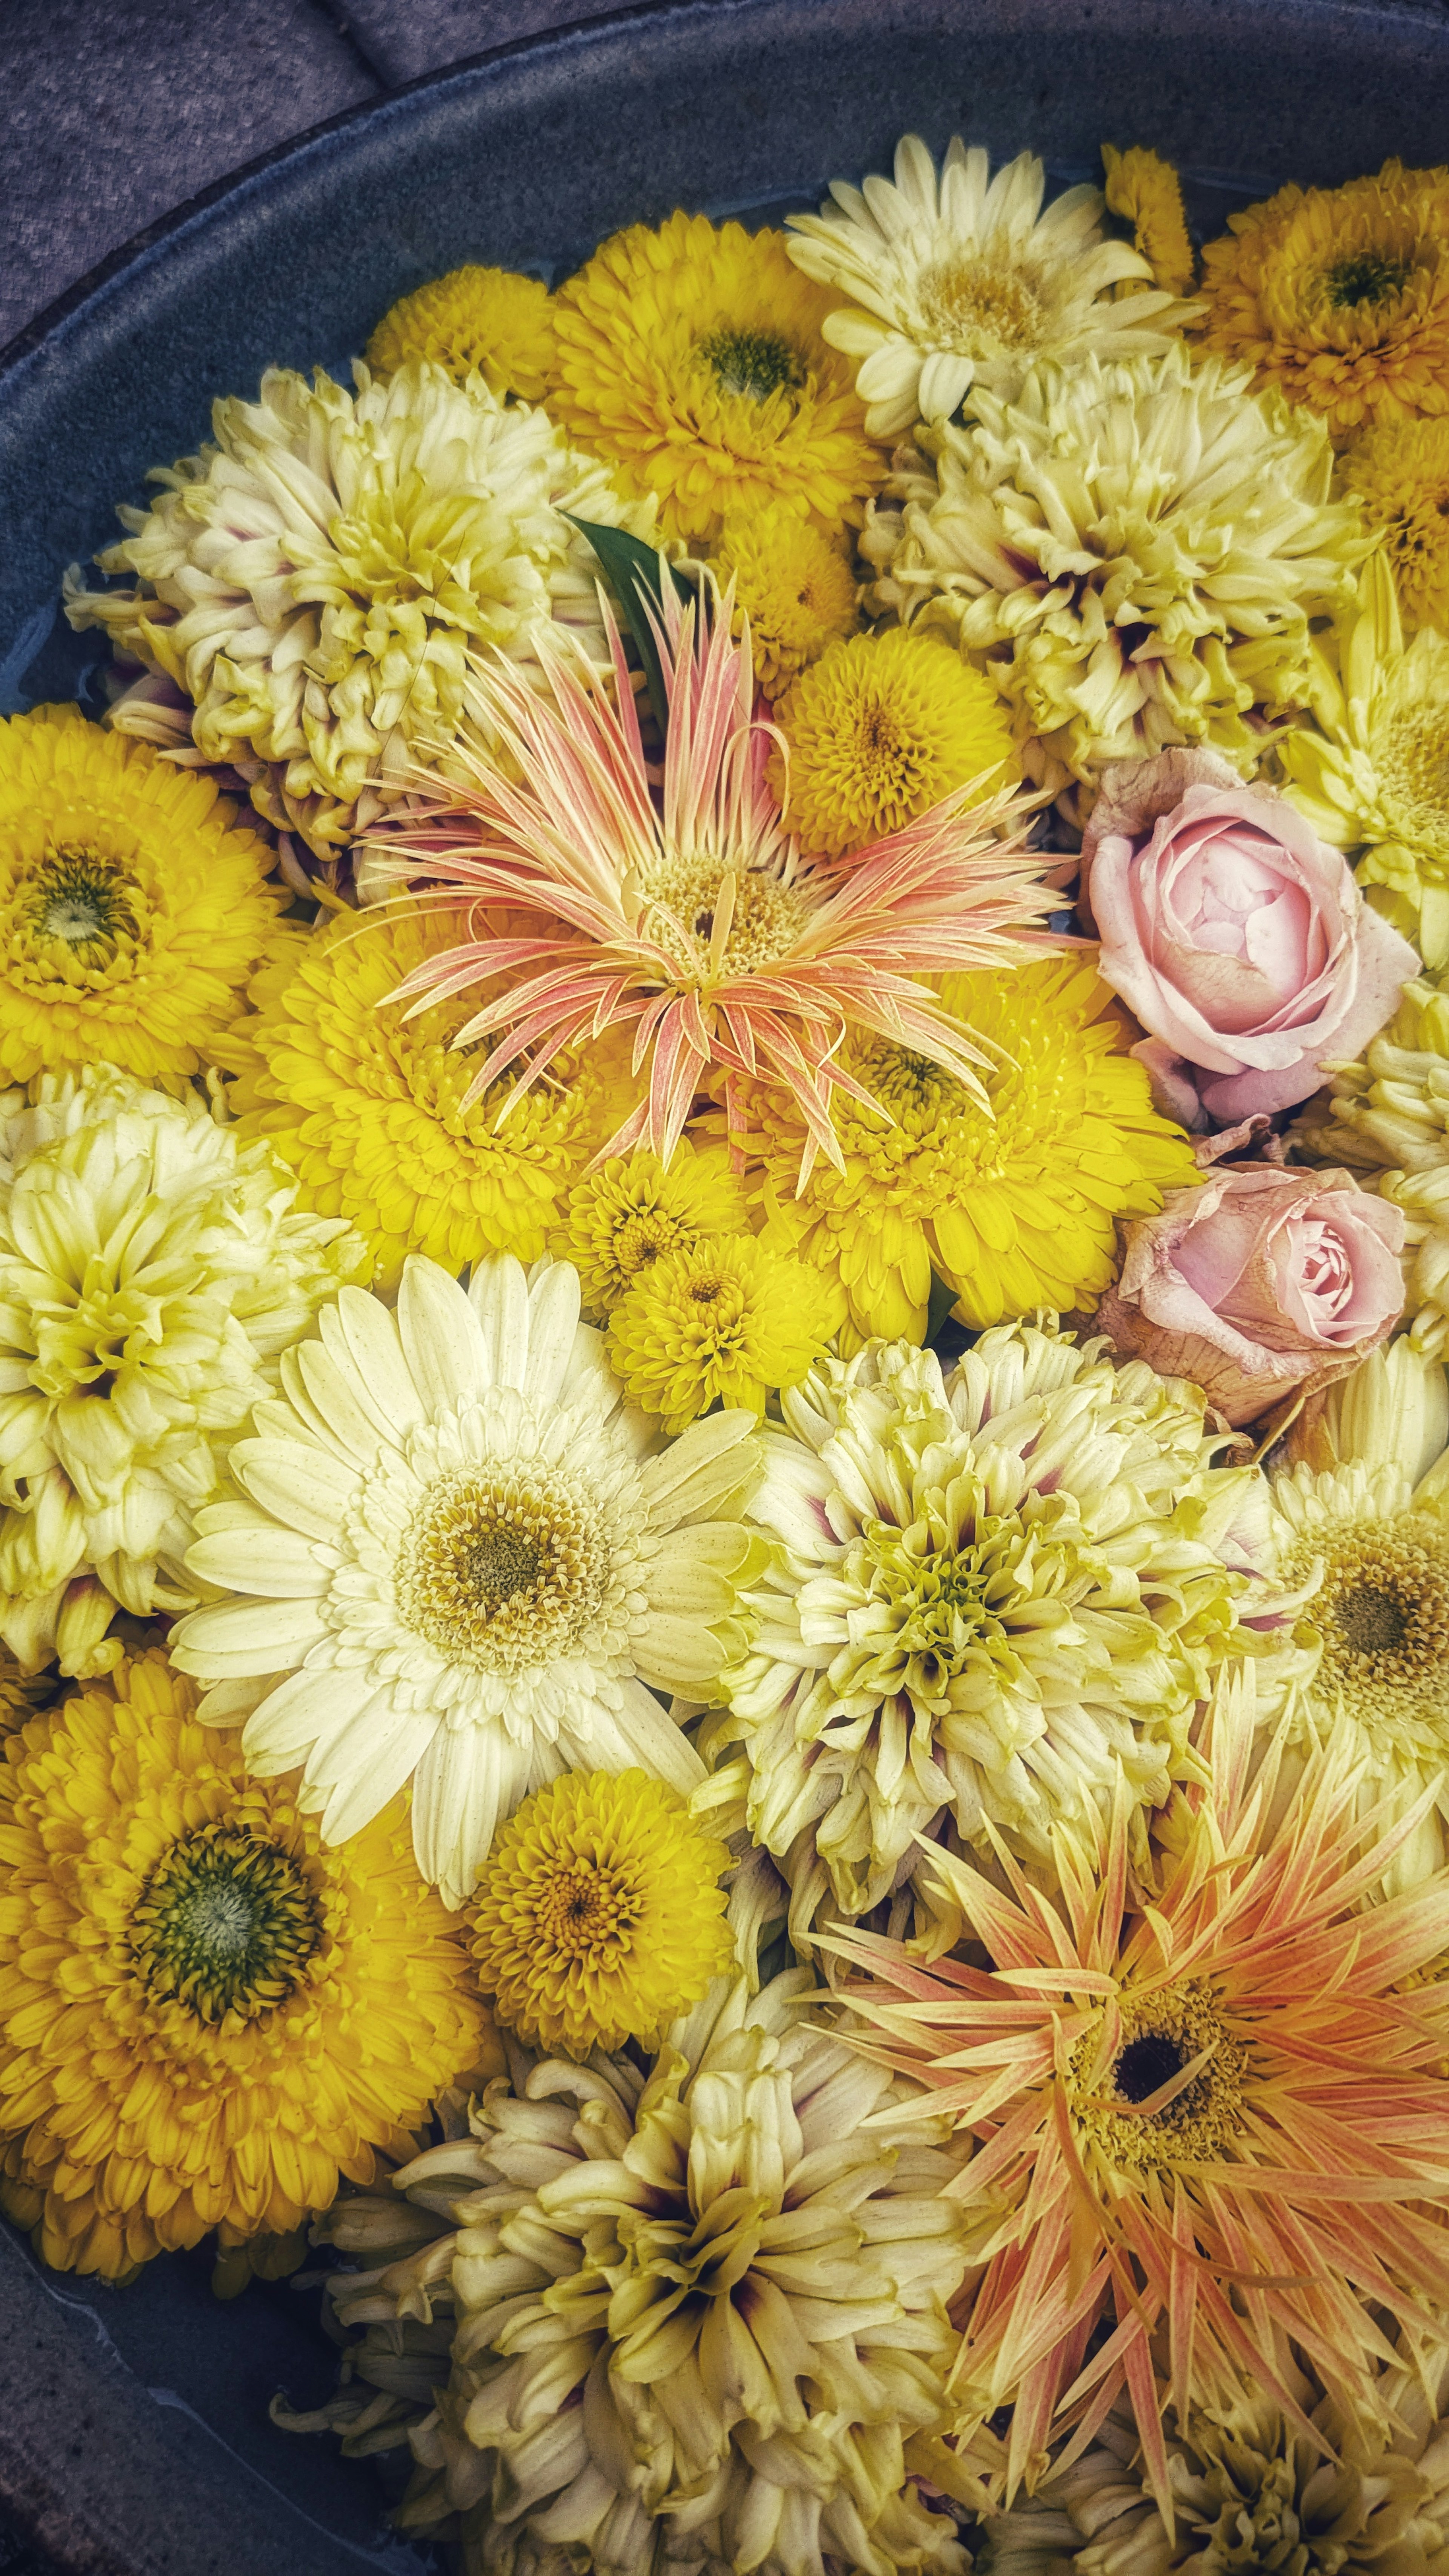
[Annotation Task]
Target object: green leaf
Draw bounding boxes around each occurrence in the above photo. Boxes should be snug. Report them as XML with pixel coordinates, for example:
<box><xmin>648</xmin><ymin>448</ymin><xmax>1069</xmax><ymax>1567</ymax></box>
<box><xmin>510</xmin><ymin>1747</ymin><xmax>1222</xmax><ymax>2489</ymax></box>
<box><xmin>924</xmin><ymin>1271</ymin><xmax>960</xmax><ymax>1351</ymax></box>
<box><xmin>566</xmin><ymin>515</ymin><xmax>692</xmax><ymax>735</ymax></box>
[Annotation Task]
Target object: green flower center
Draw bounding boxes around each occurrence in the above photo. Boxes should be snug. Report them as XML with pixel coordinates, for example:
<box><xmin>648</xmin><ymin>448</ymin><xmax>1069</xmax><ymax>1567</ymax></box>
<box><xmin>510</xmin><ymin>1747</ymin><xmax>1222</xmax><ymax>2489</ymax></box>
<box><xmin>860</xmin><ymin>1041</ymin><xmax>969</xmax><ymax>1126</ymax></box>
<box><xmin>130</xmin><ymin>1826</ymin><xmax>322</xmax><ymax>2022</ymax></box>
<box><xmin>27</xmin><ymin>852</ymin><xmax>137</xmax><ymax>952</ymax></box>
<box><xmin>699</xmin><ymin>326</ymin><xmax>802</xmax><ymax>403</ymax></box>
<box><xmin>1326</xmin><ymin>251</ymin><xmax>1412</xmax><ymax>309</ymax></box>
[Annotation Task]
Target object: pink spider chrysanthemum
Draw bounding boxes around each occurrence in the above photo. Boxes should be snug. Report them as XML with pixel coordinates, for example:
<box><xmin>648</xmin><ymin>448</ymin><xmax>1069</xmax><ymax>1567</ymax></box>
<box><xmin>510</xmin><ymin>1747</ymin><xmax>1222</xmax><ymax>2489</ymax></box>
<box><xmin>368</xmin><ymin>580</ymin><xmax>1057</xmax><ymax>1180</ymax></box>
<box><xmin>834</xmin><ymin>1670</ymin><xmax>1449</xmax><ymax>2523</ymax></box>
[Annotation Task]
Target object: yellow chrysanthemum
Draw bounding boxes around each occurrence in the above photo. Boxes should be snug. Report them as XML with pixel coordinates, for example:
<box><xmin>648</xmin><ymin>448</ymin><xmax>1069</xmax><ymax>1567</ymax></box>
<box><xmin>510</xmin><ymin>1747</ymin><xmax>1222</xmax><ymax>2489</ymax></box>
<box><xmin>771</xmin><ymin>625</ymin><xmax>1018</xmax><ymax>858</ymax></box>
<box><xmin>551</xmin><ymin>1143</ymin><xmax>749</xmax><ymax>1320</ymax></box>
<box><xmin>607</xmin><ymin>1232</ymin><xmax>843</xmax><ymax>1432</ymax></box>
<box><xmin>1101</xmin><ymin>143</ymin><xmax>1196</xmax><ymax>297</ymax></box>
<box><xmin>1198</xmin><ymin>159</ymin><xmax>1449</xmax><ymax>442</ymax></box>
<box><xmin>0</xmin><ymin>1649</ymin><xmax>486</xmax><ymax>2282</ymax></box>
<box><xmin>366</xmin><ymin>263</ymin><xmax>556</xmax><ymax>400</ymax></box>
<box><xmin>469</xmin><ymin>1768</ymin><xmax>733</xmax><ymax>2056</ymax></box>
<box><xmin>727</xmin><ymin>952</ymin><xmax>1197</xmax><ymax>1346</ymax></box>
<box><xmin>550</xmin><ymin>211</ymin><xmax>884</xmax><ymax>544</ymax></box>
<box><xmin>216</xmin><ymin>904</ymin><xmax>630</xmax><ymax>1293</ymax></box>
<box><xmin>1340</xmin><ymin>416</ymin><xmax>1449</xmax><ymax>629</ymax></box>
<box><xmin>709</xmin><ymin>504</ymin><xmax>859</xmax><ymax>699</ymax></box>
<box><xmin>0</xmin><ymin>704</ymin><xmax>281</xmax><ymax>1084</ymax></box>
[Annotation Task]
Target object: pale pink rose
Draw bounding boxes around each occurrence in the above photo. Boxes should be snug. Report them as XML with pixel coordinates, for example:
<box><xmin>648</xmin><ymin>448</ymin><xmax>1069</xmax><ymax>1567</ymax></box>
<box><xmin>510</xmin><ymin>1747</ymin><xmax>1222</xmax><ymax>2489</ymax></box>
<box><xmin>1081</xmin><ymin>749</ymin><xmax>1418</xmax><ymax>1128</ymax></box>
<box><xmin>1093</xmin><ymin>1164</ymin><xmax>1406</xmax><ymax>1427</ymax></box>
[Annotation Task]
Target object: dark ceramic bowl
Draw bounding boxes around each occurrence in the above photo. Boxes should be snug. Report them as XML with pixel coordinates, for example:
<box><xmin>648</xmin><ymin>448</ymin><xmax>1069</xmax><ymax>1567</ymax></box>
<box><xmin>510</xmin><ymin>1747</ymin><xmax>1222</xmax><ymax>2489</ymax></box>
<box><xmin>4</xmin><ymin>0</ymin><xmax>1449</xmax><ymax>2566</ymax></box>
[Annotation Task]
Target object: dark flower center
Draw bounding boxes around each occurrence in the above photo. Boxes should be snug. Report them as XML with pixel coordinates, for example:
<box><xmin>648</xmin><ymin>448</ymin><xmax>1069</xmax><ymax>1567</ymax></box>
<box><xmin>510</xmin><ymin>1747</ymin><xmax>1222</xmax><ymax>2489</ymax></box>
<box><xmin>1327</xmin><ymin>251</ymin><xmax>1412</xmax><ymax>308</ymax></box>
<box><xmin>130</xmin><ymin>1826</ymin><xmax>322</xmax><ymax>2022</ymax></box>
<box><xmin>1114</xmin><ymin>2032</ymin><xmax>1186</xmax><ymax>2102</ymax></box>
<box><xmin>699</xmin><ymin>326</ymin><xmax>802</xmax><ymax>402</ymax></box>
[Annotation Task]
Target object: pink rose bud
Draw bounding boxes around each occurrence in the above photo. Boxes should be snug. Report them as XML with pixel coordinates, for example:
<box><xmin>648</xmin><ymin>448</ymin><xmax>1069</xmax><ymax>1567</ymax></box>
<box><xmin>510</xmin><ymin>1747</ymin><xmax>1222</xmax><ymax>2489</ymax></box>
<box><xmin>1093</xmin><ymin>1164</ymin><xmax>1406</xmax><ymax>1427</ymax></box>
<box><xmin>1081</xmin><ymin>748</ymin><xmax>1419</xmax><ymax>1128</ymax></box>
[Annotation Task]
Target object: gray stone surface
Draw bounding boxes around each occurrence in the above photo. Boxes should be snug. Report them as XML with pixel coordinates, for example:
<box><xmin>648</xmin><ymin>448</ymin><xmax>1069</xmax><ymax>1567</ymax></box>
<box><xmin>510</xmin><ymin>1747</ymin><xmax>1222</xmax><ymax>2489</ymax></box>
<box><xmin>336</xmin><ymin>0</ymin><xmax>631</xmax><ymax>88</ymax></box>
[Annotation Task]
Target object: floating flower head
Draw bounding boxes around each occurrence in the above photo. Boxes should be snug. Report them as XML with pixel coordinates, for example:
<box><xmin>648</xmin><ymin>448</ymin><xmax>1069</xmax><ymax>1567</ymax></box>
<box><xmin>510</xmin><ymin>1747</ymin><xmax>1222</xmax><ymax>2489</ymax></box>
<box><xmin>65</xmin><ymin>361</ymin><xmax>651</xmax><ymax>855</ymax></box>
<box><xmin>371</xmin><ymin>584</ymin><xmax>1055</xmax><ymax>1180</ymax></box>
<box><xmin>170</xmin><ymin>1252</ymin><xmax>763</xmax><ymax>1907</ymax></box>
<box><xmin>1280</xmin><ymin>552</ymin><xmax>1449</xmax><ymax>969</ymax></box>
<box><xmin>709</xmin><ymin>503</ymin><xmax>859</xmax><ymax>700</ymax></box>
<box><xmin>1197</xmin><ymin>159</ymin><xmax>1449</xmax><ymax>443</ymax></box>
<box><xmin>552</xmin><ymin>1142</ymin><xmax>749</xmax><ymax>1321</ymax></box>
<box><xmin>726</xmin><ymin>954</ymin><xmax>1198</xmax><ymax>1346</ymax></box>
<box><xmin>469</xmin><ymin>1767</ymin><xmax>733</xmax><ymax>2055</ymax></box>
<box><xmin>366</xmin><ymin>263</ymin><xmax>556</xmax><ymax>400</ymax></box>
<box><xmin>1297</xmin><ymin>977</ymin><xmax>1449</xmax><ymax>1359</ymax></box>
<box><xmin>863</xmin><ymin>343</ymin><xmax>1367</xmax><ymax>801</ymax></box>
<box><xmin>290</xmin><ymin>1975</ymin><xmax>976</xmax><ymax>2576</ymax></box>
<box><xmin>838</xmin><ymin>1670</ymin><xmax>1449</xmax><ymax>2510</ymax></box>
<box><xmin>0</xmin><ymin>1649</ymin><xmax>484</xmax><ymax>2281</ymax></box>
<box><xmin>1101</xmin><ymin>143</ymin><xmax>1197</xmax><ymax>298</ymax></box>
<box><xmin>707</xmin><ymin>1321</ymin><xmax>1285</xmax><ymax>1954</ymax></box>
<box><xmin>0</xmin><ymin>704</ymin><xmax>281</xmax><ymax>1085</ymax></box>
<box><xmin>786</xmin><ymin>134</ymin><xmax>1189</xmax><ymax>440</ymax></box>
<box><xmin>607</xmin><ymin>1231</ymin><xmax>842</xmax><ymax>1431</ymax></box>
<box><xmin>549</xmin><ymin>211</ymin><xmax>884</xmax><ymax>544</ymax></box>
<box><xmin>1340</xmin><ymin>415</ymin><xmax>1449</xmax><ymax>630</ymax></box>
<box><xmin>772</xmin><ymin>625</ymin><xmax>1018</xmax><ymax>859</ymax></box>
<box><xmin>0</xmin><ymin>1069</ymin><xmax>363</xmax><ymax>1678</ymax></box>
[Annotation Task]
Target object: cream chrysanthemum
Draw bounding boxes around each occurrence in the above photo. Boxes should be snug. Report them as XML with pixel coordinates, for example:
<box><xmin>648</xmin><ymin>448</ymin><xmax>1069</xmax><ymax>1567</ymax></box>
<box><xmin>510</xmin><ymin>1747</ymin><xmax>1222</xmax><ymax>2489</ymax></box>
<box><xmin>1297</xmin><ymin>978</ymin><xmax>1449</xmax><ymax>1357</ymax></box>
<box><xmin>709</xmin><ymin>505</ymin><xmax>859</xmax><ymax>699</ymax></box>
<box><xmin>549</xmin><ymin>212</ymin><xmax>883</xmax><ymax>544</ymax></box>
<box><xmin>170</xmin><ymin>1253</ymin><xmax>764</xmax><ymax>1907</ymax></box>
<box><xmin>1340</xmin><ymin>416</ymin><xmax>1449</xmax><ymax>629</ymax></box>
<box><xmin>726</xmin><ymin>954</ymin><xmax>1198</xmax><ymax>1347</ymax></box>
<box><xmin>288</xmin><ymin>1975</ymin><xmax>975</xmax><ymax>2576</ymax></box>
<box><xmin>1280</xmin><ymin>552</ymin><xmax>1449</xmax><ymax>968</ymax></box>
<box><xmin>786</xmin><ymin>133</ymin><xmax>1190</xmax><ymax>439</ymax></box>
<box><xmin>0</xmin><ymin>704</ymin><xmax>281</xmax><ymax>1083</ymax></box>
<box><xmin>607</xmin><ymin>1233</ymin><xmax>842</xmax><ymax>1432</ymax></box>
<box><xmin>705</xmin><ymin>1322</ymin><xmax>1289</xmax><ymax>1952</ymax></box>
<box><xmin>771</xmin><ymin>626</ymin><xmax>1018</xmax><ymax>858</ymax></box>
<box><xmin>1101</xmin><ymin>143</ymin><xmax>1197</xmax><ymax>297</ymax></box>
<box><xmin>863</xmin><ymin>343</ymin><xmax>1366</xmax><ymax>801</ymax></box>
<box><xmin>0</xmin><ymin>1649</ymin><xmax>485</xmax><ymax>2282</ymax></box>
<box><xmin>65</xmin><ymin>361</ymin><xmax>650</xmax><ymax>854</ymax></box>
<box><xmin>215</xmin><ymin>906</ymin><xmax>626</xmax><ymax>1294</ymax></box>
<box><xmin>0</xmin><ymin>1069</ymin><xmax>364</xmax><ymax>1679</ymax></box>
<box><xmin>470</xmin><ymin>1768</ymin><xmax>733</xmax><ymax>2055</ymax></box>
<box><xmin>551</xmin><ymin>1144</ymin><xmax>749</xmax><ymax>1320</ymax></box>
<box><xmin>367</xmin><ymin>264</ymin><xmax>556</xmax><ymax>400</ymax></box>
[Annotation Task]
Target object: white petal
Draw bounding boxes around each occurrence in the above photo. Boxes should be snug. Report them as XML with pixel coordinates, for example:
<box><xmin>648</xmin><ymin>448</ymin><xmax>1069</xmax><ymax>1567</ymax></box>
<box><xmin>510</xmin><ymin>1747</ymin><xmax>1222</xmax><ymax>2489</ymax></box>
<box><xmin>821</xmin><ymin>309</ymin><xmax>889</xmax><ymax>359</ymax></box>
<box><xmin>641</xmin><ymin>1410</ymin><xmax>760</xmax><ymax>1525</ymax></box>
<box><xmin>918</xmin><ymin>351</ymin><xmax>975</xmax><ymax>420</ymax></box>
<box><xmin>523</xmin><ymin>1260</ymin><xmax>583</xmax><ymax>1410</ymax></box>
<box><xmin>170</xmin><ymin>1597</ymin><xmax>328</xmax><ymax>1673</ymax></box>
<box><xmin>467</xmin><ymin>1253</ymin><xmax>532</xmax><ymax>1393</ymax></box>
<box><xmin>314</xmin><ymin>1694</ymin><xmax>440</xmax><ymax>1844</ymax></box>
<box><xmin>185</xmin><ymin>1523</ymin><xmax>329</xmax><ymax>1597</ymax></box>
<box><xmin>399</xmin><ymin>1256</ymin><xmax>490</xmax><ymax>1415</ymax></box>
<box><xmin>636</xmin><ymin>1612</ymin><xmax>729</xmax><ymax>1694</ymax></box>
<box><xmin>295</xmin><ymin>1340</ymin><xmax>391</xmax><ymax>1467</ymax></box>
<box><xmin>240</xmin><ymin>1664</ymin><xmax>371</xmax><ymax>1771</ymax></box>
<box><xmin>230</xmin><ymin>1439</ymin><xmax>359</xmax><ymax>1541</ymax></box>
<box><xmin>328</xmin><ymin>1288</ymin><xmax>425</xmax><ymax>1442</ymax></box>
<box><xmin>411</xmin><ymin>1718</ymin><xmax>538</xmax><ymax>1906</ymax></box>
<box><xmin>560</xmin><ymin>1676</ymin><xmax>705</xmax><ymax>1796</ymax></box>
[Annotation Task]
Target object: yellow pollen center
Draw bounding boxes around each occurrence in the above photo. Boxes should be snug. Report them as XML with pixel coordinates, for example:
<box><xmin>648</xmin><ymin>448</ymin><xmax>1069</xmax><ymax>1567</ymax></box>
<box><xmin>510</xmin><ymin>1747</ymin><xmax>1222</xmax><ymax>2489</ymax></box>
<box><xmin>534</xmin><ymin>1859</ymin><xmax>640</xmax><ymax>1960</ymax></box>
<box><xmin>1069</xmin><ymin>1982</ymin><xmax>1247</xmax><ymax>2171</ymax></box>
<box><xmin>395</xmin><ymin>1466</ymin><xmax>611</xmax><ymax>1672</ymax></box>
<box><xmin>612</xmin><ymin>1210</ymin><xmax>683</xmax><ymax>1281</ymax></box>
<box><xmin>917</xmin><ymin>251</ymin><xmax>1045</xmax><ymax>358</ymax></box>
<box><xmin>639</xmin><ymin>855</ymin><xmax>812</xmax><ymax>981</ymax></box>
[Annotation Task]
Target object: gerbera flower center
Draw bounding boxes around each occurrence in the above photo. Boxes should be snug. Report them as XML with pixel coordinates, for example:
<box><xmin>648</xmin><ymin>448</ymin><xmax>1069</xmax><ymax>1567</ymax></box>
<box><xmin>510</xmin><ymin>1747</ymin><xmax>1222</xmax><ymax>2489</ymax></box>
<box><xmin>1325</xmin><ymin>250</ymin><xmax>1413</xmax><ymax>309</ymax></box>
<box><xmin>1070</xmin><ymin>1982</ymin><xmax>1246</xmax><ymax>2171</ymax></box>
<box><xmin>697</xmin><ymin>325</ymin><xmax>803</xmax><ymax>403</ymax></box>
<box><xmin>1298</xmin><ymin>1513</ymin><xmax>1449</xmax><ymax>1738</ymax></box>
<box><xmin>129</xmin><ymin>1825</ymin><xmax>322</xmax><ymax>2023</ymax></box>
<box><xmin>395</xmin><ymin>1464</ymin><xmax>611</xmax><ymax>1672</ymax></box>
<box><xmin>640</xmin><ymin>854</ymin><xmax>814</xmax><ymax>980</ymax></box>
<box><xmin>26</xmin><ymin>850</ymin><xmax>137</xmax><ymax>952</ymax></box>
<box><xmin>916</xmin><ymin>250</ymin><xmax>1045</xmax><ymax>358</ymax></box>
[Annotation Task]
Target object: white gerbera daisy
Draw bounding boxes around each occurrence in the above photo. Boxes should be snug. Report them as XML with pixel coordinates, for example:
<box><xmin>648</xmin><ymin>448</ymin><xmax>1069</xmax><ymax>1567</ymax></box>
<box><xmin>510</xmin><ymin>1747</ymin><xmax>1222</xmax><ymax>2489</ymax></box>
<box><xmin>170</xmin><ymin>1253</ymin><xmax>762</xmax><ymax>1906</ymax></box>
<box><xmin>785</xmin><ymin>132</ymin><xmax>1190</xmax><ymax>438</ymax></box>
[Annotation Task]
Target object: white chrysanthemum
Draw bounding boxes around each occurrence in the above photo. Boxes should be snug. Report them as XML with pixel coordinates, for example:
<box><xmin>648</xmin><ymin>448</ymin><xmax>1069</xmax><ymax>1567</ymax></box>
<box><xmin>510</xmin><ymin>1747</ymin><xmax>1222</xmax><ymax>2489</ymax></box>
<box><xmin>64</xmin><ymin>361</ymin><xmax>652</xmax><ymax>856</ymax></box>
<box><xmin>0</xmin><ymin>1068</ymin><xmax>364</xmax><ymax>1678</ymax></box>
<box><xmin>289</xmin><ymin>1974</ymin><xmax>974</xmax><ymax>2576</ymax></box>
<box><xmin>785</xmin><ymin>134</ymin><xmax>1188</xmax><ymax>438</ymax></box>
<box><xmin>169</xmin><ymin>1253</ymin><xmax>763</xmax><ymax>1906</ymax></box>
<box><xmin>706</xmin><ymin>1323</ymin><xmax>1301</xmax><ymax>1950</ymax></box>
<box><xmin>861</xmin><ymin>343</ymin><xmax>1366</xmax><ymax>801</ymax></box>
<box><xmin>1297</xmin><ymin>978</ymin><xmax>1449</xmax><ymax>1358</ymax></box>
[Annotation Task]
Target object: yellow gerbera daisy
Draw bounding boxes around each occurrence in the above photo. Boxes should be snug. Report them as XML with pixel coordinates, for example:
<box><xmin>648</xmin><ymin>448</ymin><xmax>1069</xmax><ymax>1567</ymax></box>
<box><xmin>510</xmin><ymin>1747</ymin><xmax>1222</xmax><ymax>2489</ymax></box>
<box><xmin>1340</xmin><ymin>416</ymin><xmax>1449</xmax><ymax>629</ymax></box>
<box><xmin>550</xmin><ymin>211</ymin><xmax>884</xmax><ymax>543</ymax></box>
<box><xmin>1198</xmin><ymin>159</ymin><xmax>1449</xmax><ymax>442</ymax></box>
<box><xmin>469</xmin><ymin>1768</ymin><xmax>734</xmax><ymax>2056</ymax></box>
<box><xmin>551</xmin><ymin>1143</ymin><xmax>749</xmax><ymax>1320</ymax></box>
<box><xmin>0</xmin><ymin>1649</ymin><xmax>485</xmax><ymax>2282</ymax></box>
<box><xmin>608</xmin><ymin>1232</ymin><xmax>843</xmax><ymax>1431</ymax></box>
<box><xmin>0</xmin><ymin>704</ymin><xmax>281</xmax><ymax>1084</ymax></box>
<box><xmin>1101</xmin><ymin>143</ymin><xmax>1196</xmax><ymax>297</ymax></box>
<box><xmin>727</xmin><ymin>952</ymin><xmax>1198</xmax><ymax>1345</ymax></box>
<box><xmin>710</xmin><ymin>504</ymin><xmax>859</xmax><ymax>699</ymax></box>
<box><xmin>366</xmin><ymin>262</ymin><xmax>556</xmax><ymax>400</ymax></box>
<box><xmin>217</xmin><ymin>904</ymin><xmax>629</xmax><ymax>1292</ymax></box>
<box><xmin>771</xmin><ymin>625</ymin><xmax>1018</xmax><ymax>858</ymax></box>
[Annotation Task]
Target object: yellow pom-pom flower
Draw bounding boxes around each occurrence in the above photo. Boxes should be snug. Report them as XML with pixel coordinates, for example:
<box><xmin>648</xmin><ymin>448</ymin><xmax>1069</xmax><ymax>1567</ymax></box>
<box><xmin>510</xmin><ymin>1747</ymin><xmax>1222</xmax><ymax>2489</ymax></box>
<box><xmin>550</xmin><ymin>211</ymin><xmax>883</xmax><ymax>543</ymax></box>
<box><xmin>0</xmin><ymin>704</ymin><xmax>281</xmax><ymax>1084</ymax></box>
<box><xmin>729</xmin><ymin>952</ymin><xmax>1199</xmax><ymax>1346</ymax></box>
<box><xmin>608</xmin><ymin>1232</ymin><xmax>843</xmax><ymax>1431</ymax></box>
<box><xmin>217</xmin><ymin>905</ymin><xmax>626</xmax><ymax>1293</ymax></box>
<box><xmin>771</xmin><ymin>625</ymin><xmax>1018</xmax><ymax>858</ymax></box>
<box><xmin>469</xmin><ymin>1769</ymin><xmax>734</xmax><ymax>2057</ymax></box>
<box><xmin>366</xmin><ymin>262</ymin><xmax>556</xmax><ymax>400</ymax></box>
<box><xmin>1101</xmin><ymin>143</ymin><xmax>1196</xmax><ymax>297</ymax></box>
<box><xmin>1340</xmin><ymin>417</ymin><xmax>1449</xmax><ymax>630</ymax></box>
<box><xmin>0</xmin><ymin>1650</ymin><xmax>486</xmax><ymax>2282</ymax></box>
<box><xmin>551</xmin><ymin>1143</ymin><xmax>749</xmax><ymax>1319</ymax></box>
<box><xmin>710</xmin><ymin>504</ymin><xmax>859</xmax><ymax>699</ymax></box>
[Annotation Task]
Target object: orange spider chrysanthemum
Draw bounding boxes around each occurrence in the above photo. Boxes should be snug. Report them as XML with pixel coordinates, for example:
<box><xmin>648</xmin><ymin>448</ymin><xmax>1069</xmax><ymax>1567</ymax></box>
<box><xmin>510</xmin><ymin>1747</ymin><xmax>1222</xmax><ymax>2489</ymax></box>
<box><xmin>370</xmin><ymin>583</ymin><xmax>1056</xmax><ymax>1182</ymax></box>
<box><xmin>836</xmin><ymin>1671</ymin><xmax>1449</xmax><ymax>2519</ymax></box>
